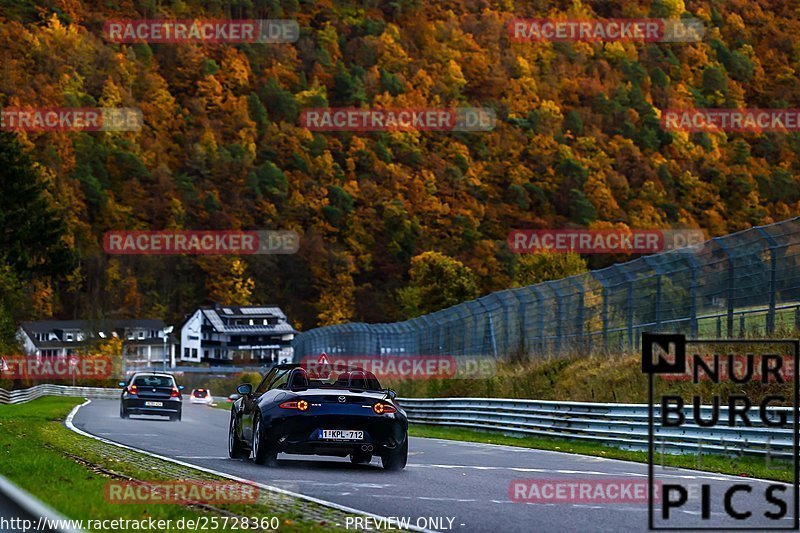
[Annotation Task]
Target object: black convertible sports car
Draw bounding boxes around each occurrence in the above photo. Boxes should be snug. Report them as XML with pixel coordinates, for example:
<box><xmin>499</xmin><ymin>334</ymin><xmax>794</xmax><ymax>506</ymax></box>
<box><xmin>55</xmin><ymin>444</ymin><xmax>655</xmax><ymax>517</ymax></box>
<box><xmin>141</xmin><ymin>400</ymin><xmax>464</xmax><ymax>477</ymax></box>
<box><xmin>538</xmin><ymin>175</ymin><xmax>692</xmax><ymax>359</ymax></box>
<box><xmin>228</xmin><ymin>363</ymin><xmax>408</xmax><ymax>470</ymax></box>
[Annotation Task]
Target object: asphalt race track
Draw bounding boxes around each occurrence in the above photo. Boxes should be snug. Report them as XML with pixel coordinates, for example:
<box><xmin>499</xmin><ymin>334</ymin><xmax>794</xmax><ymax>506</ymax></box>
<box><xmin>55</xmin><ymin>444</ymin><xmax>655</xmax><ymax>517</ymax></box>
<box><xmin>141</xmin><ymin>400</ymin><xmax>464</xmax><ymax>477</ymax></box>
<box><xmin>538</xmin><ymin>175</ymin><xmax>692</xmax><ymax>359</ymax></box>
<box><xmin>71</xmin><ymin>400</ymin><xmax>796</xmax><ymax>533</ymax></box>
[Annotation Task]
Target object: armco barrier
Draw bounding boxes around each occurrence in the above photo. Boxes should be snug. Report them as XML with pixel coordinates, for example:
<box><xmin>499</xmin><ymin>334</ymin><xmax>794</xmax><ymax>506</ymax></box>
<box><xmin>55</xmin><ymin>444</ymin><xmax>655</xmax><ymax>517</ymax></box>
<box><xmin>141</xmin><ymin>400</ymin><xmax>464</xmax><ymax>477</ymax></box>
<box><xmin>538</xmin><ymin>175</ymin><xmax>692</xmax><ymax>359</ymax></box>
<box><xmin>398</xmin><ymin>397</ymin><xmax>796</xmax><ymax>459</ymax></box>
<box><xmin>0</xmin><ymin>385</ymin><xmax>119</xmax><ymax>405</ymax></box>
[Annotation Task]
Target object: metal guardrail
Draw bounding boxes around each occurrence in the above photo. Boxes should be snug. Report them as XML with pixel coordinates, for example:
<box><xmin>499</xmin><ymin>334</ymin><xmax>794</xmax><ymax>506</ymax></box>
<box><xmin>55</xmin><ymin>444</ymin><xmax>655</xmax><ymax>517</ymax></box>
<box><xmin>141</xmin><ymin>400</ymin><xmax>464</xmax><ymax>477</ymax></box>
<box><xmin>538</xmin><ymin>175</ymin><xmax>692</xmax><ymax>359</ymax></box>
<box><xmin>0</xmin><ymin>474</ymin><xmax>83</xmax><ymax>533</ymax></box>
<box><xmin>0</xmin><ymin>385</ymin><xmax>119</xmax><ymax>405</ymax></box>
<box><xmin>399</xmin><ymin>397</ymin><xmax>796</xmax><ymax>459</ymax></box>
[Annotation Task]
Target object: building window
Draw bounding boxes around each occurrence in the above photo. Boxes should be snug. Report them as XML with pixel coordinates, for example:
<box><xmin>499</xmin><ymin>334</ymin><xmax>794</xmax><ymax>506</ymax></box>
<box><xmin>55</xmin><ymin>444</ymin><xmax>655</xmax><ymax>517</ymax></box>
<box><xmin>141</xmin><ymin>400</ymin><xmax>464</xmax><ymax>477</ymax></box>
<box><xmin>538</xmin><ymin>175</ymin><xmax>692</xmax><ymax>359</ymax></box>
<box><xmin>184</xmin><ymin>348</ymin><xmax>190</xmax><ymax>357</ymax></box>
<box><xmin>191</xmin><ymin>348</ymin><xmax>198</xmax><ymax>357</ymax></box>
<box><xmin>204</xmin><ymin>350</ymin><xmax>209</xmax><ymax>358</ymax></box>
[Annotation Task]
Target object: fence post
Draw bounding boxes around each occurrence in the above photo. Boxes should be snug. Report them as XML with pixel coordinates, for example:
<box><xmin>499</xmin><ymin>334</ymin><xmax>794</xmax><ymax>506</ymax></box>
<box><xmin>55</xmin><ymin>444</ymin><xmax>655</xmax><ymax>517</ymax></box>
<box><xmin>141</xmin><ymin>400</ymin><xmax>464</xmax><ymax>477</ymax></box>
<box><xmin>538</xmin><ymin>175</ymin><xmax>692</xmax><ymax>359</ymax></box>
<box><xmin>796</xmin><ymin>305</ymin><xmax>800</xmax><ymax>334</ymax></box>
<box><xmin>502</xmin><ymin>298</ymin><xmax>511</xmax><ymax>354</ymax></box>
<box><xmin>755</xmin><ymin>226</ymin><xmax>779</xmax><ymax>335</ymax></box>
<box><xmin>475</xmin><ymin>299</ymin><xmax>497</xmax><ymax>357</ymax></box>
<box><xmin>713</xmin><ymin>237</ymin><xmax>735</xmax><ymax>337</ymax></box>
<box><xmin>590</xmin><ymin>271</ymin><xmax>610</xmax><ymax>352</ymax></box>
<box><xmin>681</xmin><ymin>252</ymin><xmax>700</xmax><ymax>338</ymax></box>
<box><xmin>644</xmin><ymin>256</ymin><xmax>663</xmax><ymax>332</ymax></box>
<box><xmin>569</xmin><ymin>277</ymin><xmax>585</xmax><ymax>352</ymax></box>
<box><xmin>517</xmin><ymin>289</ymin><xmax>527</xmax><ymax>355</ymax></box>
<box><xmin>613</xmin><ymin>265</ymin><xmax>635</xmax><ymax>350</ymax></box>
<box><xmin>530</xmin><ymin>285</ymin><xmax>546</xmax><ymax>354</ymax></box>
<box><xmin>546</xmin><ymin>282</ymin><xmax>564</xmax><ymax>354</ymax></box>
<box><xmin>470</xmin><ymin>305</ymin><xmax>482</xmax><ymax>356</ymax></box>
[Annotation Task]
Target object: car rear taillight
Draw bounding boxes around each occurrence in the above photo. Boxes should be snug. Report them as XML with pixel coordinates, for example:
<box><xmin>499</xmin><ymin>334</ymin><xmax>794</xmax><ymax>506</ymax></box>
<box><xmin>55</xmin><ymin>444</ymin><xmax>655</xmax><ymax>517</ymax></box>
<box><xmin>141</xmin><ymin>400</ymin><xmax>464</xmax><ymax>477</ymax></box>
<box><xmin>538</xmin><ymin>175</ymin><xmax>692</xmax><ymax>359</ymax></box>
<box><xmin>171</xmin><ymin>387</ymin><xmax>180</xmax><ymax>398</ymax></box>
<box><xmin>128</xmin><ymin>385</ymin><xmax>137</xmax><ymax>395</ymax></box>
<box><xmin>373</xmin><ymin>402</ymin><xmax>397</xmax><ymax>414</ymax></box>
<box><xmin>280</xmin><ymin>399</ymin><xmax>309</xmax><ymax>411</ymax></box>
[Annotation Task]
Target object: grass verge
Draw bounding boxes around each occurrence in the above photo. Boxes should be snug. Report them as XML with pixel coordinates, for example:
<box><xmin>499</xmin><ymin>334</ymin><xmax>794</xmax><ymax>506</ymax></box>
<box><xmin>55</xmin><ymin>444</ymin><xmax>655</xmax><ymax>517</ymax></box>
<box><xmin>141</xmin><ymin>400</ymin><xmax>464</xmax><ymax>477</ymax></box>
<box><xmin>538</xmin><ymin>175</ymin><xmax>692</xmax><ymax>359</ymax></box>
<box><xmin>0</xmin><ymin>397</ymin><xmax>341</xmax><ymax>532</ymax></box>
<box><xmin>409</xmin><ymin>424</ymin><xmax>793</xmax><ymax>483</ymax></box>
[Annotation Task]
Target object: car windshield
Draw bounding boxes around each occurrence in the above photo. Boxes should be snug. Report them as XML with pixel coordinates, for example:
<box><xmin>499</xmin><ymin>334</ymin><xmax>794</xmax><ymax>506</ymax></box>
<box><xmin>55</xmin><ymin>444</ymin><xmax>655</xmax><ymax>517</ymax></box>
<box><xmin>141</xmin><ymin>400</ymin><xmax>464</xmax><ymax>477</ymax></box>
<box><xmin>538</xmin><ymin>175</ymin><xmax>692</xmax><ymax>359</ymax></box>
<box><xmin>306</xmin><ymin>368</ymin><xmax>382</xmax><ymax>391</ymax></box>
<box><xmin>193</xmin><ymin>390</ymin><xmax>208</xmax><ymax>397</ymax></box>
<box><xmin>133</xmin><ymin>376</ymin><xmax>173</xmax><ymax>387</ymax></box>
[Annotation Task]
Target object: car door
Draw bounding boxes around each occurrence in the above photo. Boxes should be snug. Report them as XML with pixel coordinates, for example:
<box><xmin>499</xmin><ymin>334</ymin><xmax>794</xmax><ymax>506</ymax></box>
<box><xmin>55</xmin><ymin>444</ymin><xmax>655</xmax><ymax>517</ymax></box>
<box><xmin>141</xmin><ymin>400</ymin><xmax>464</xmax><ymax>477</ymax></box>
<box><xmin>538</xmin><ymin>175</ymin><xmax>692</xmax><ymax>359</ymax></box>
<box><xmin>240</xmin><ymin>368</ymin><xmax>276</xmax><ymax>442</ymax></box>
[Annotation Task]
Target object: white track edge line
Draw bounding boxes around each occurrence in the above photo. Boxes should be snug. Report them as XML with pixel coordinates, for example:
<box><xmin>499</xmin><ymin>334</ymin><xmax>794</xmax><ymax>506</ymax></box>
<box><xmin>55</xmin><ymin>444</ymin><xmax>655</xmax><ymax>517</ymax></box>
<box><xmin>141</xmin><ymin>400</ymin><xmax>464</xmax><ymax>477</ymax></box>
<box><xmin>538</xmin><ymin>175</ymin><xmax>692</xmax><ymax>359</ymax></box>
<box><xmin>65</xmin><ymin>399</ymin><xmax>432</xmax><ymax>533</ymax></box>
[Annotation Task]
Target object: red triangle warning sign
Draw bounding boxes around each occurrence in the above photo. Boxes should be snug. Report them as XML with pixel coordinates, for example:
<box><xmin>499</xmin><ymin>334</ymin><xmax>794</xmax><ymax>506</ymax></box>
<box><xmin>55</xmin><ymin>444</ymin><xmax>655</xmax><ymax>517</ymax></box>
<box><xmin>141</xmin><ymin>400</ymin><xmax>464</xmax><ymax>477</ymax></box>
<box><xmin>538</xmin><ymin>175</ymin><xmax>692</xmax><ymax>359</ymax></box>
<box><xmin>317</xmin><ymin>352</ymin><xmax>330</xmax><ymax>365</ymax></box>
<box><xmin>0</xmin><ymin>357</ymin><xmax>8</xmax><ymax>372</ymax></box>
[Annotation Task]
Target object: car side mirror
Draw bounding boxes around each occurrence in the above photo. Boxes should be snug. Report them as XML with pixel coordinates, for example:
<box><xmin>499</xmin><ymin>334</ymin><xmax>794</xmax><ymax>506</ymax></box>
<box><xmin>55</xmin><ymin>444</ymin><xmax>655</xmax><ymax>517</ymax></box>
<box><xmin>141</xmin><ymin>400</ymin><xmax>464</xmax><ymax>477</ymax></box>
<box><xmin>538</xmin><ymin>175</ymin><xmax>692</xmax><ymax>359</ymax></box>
<box><xmin>118</xmin><ymin>381</ymin><xmax>127</xmax><ymax>388</ymax></box>
<box><xmin>236</xmin><ymin>383</ymin><xmax>253</xmax><ymax>396</ymax></box>
<box><xmin>179</xmin><ymin>386</ymin><xmax>185</xmax><ymax>390</ymax></box>
<box><xmin>386</xmin><ymin>388</ymin><xmax>397</xmax><ymax>400</ymax></box>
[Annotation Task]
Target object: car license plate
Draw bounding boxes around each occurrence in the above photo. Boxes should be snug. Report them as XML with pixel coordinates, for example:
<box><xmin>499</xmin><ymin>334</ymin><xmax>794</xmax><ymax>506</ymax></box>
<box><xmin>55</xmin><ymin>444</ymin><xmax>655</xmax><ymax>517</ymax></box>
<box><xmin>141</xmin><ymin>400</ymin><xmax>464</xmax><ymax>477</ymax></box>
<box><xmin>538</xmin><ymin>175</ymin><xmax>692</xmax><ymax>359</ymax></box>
<box><xmin>144</xmin><ymin>401</ymin><xmax>163</xmax><ymax>407</ymax></box>
<box><xmin>322</xmin><ymin>430</ymin><xmax>363</xmax><ymax>440</ymax></box>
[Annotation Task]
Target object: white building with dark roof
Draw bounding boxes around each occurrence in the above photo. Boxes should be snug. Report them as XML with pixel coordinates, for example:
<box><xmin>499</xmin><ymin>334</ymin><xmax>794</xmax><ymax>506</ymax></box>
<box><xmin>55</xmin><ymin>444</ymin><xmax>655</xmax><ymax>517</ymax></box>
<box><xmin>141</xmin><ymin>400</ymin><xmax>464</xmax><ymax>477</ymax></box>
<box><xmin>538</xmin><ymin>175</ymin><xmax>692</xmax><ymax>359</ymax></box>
<box><xmin>179</xmin><ymin>304</ymin><xmax>296</xmax><ymax>365</ymax></box>
<box><xmin>17</xmin><ymin>319</ymin><xmax>176</xmax><ymax>368</ymax></box>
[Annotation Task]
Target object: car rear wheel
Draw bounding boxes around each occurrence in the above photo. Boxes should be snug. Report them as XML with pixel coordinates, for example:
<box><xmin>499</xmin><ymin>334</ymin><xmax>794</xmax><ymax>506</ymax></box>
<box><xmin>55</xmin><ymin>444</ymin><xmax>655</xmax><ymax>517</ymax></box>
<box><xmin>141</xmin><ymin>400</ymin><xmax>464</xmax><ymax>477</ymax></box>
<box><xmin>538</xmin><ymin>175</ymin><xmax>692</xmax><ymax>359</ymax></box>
<box><xmin>251</xmin><ymin>415</ymin><xmax>277</xmax><ymax>466</ymax></box>
<box><xmin>381</xmin><ymin>439</ymin><xmax>407</xmax><ymax>471</ymax></box>
<box><xmin>170</xmin><ymin>411</ymin><xmax>181</xmax><ymax>422</ymax></box>
<box><xmin>119</xmin><ymin>404</ymin><xmax>129</xmax><ymax>419</ymax></box>
<box><xmin>228</xmin><ymin>412</ymin><xmax>246</xmax><ymax>459</ymax></box>
<box><xmin>350</xmin><ymin>452</ymin><xmax>372</xmax><ymax>464</ymax></box>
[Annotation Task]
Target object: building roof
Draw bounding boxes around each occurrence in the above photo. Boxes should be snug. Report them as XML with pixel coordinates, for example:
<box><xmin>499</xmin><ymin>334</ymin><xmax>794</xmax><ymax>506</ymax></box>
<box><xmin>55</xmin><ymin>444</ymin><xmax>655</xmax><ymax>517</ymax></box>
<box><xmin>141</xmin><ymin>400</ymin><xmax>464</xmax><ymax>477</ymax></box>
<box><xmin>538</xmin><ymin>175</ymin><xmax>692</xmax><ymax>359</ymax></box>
<box><xmin>19</xmin><ymin>319</ymin><xmax>169</xmax><ymax>349</ymax></box>
<box><xmin>196</xmin><ymin>305</ymin><xmax>297</xmax><ymax>335</ymax></box>
<box><xmin>21</xmin><ymin>319</ymin><xmax>166</xmax><ymax>333</ymax></box>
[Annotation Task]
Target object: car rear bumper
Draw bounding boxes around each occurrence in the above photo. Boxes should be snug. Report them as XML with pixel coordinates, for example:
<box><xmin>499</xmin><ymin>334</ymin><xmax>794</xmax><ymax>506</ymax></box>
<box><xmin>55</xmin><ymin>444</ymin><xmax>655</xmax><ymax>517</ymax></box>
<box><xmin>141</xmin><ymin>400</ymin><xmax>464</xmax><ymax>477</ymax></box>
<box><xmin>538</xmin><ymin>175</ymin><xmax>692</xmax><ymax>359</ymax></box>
<box><xmin>122</xmin><ymin>398</ymin><xmax>181</xmax><ymax>415</ymax></box>
<box><xmin>264</xmin><ymin>413</ymin><xmax>407</xmax><ymax>456</ymax></box>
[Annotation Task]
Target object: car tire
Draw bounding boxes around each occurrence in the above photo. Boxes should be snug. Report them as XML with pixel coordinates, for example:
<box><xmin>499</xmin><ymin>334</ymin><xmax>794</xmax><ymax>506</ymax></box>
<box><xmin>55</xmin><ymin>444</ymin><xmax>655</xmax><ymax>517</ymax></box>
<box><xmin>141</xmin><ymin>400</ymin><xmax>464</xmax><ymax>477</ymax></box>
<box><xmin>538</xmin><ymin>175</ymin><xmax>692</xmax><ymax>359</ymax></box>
<box><xmin>228</xmin><ymin>412</ymin><xmax>247</xmax><ymax>459</ymax></box>
<box><xmin>350</xmin><ymin>452</ymin><xmax>372</xmax><ymax>465</ymax></box>
<box><xmin>170</xmin><ymin>411</ymin><xmax>181</xmax><ymax>422</ymax></box>
<box><xmin>381</xmin><ymin>439</ymin><xmax>408</xmax><ymax>471</ymax></box>
<box><xmin>251</xmin><ymin>415</ymin><xmax>277</xmax><ymax>466</ymax></box>
<box><xmin>119</xmin><ymin>404</ymin><xmax>129</xmax><ymax>419</ymax></box>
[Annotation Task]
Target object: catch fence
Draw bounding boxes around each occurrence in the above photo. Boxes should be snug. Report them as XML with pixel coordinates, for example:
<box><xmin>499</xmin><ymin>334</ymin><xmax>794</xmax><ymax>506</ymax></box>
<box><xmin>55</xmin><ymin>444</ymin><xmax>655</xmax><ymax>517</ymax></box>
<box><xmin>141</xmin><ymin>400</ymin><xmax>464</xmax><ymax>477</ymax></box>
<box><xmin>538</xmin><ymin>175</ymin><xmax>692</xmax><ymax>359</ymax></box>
<box><xmin>294</xmin><ymin>218</ymin><xmax>800</xmax><ymax>358</ymax></box>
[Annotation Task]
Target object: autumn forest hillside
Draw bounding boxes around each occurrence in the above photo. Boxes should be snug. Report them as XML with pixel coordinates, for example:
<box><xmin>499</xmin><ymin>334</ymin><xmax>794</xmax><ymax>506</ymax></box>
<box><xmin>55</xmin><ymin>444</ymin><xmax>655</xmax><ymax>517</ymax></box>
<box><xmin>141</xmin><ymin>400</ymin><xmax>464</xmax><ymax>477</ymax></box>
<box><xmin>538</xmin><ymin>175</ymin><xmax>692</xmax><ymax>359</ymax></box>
<box><xmin>0</xmin><ymin>0</ymin><xmax>798</xmax><ymax>345</ymax></box>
